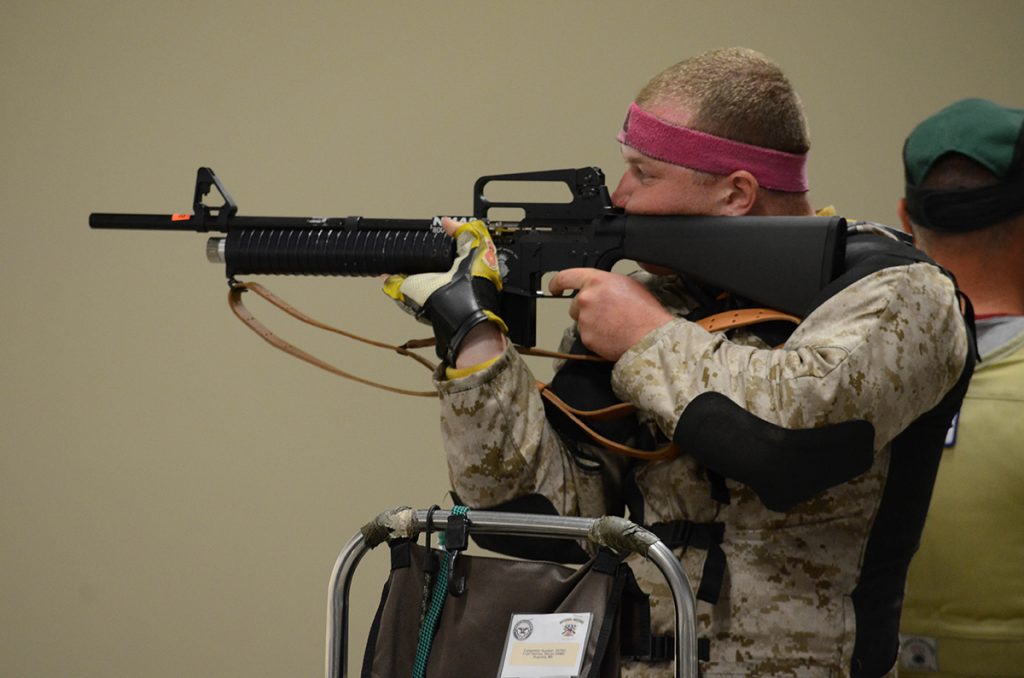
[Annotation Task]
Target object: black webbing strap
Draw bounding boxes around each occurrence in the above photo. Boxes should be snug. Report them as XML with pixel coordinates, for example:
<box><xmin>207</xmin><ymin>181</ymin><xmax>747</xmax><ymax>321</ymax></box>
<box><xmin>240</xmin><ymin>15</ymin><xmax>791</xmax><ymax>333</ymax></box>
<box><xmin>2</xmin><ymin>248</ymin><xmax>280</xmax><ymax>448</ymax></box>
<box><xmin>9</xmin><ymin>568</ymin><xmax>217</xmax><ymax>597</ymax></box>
<box><xmin>623</xmin><ymin>635</ymin><xmax>709</xmax><ymax>663</ymax></box>
<box><xmin>647</xmin><ymin>520</ymin><xmax>727</xmax><ymax>605</ymax></box>
<box><xmin>622</xmin><ymin>634</ymin><xmax>676</xmax><ymax>663</ymax></box>
<box><xmin>585</xmin><ymin>549</ymin><xmax>631</xmax><ymax>678</ymax></box>
<box><xmin>621</xmin><ymin>515</ymin><xmax>721</xmax><ymax>666</ymax></box>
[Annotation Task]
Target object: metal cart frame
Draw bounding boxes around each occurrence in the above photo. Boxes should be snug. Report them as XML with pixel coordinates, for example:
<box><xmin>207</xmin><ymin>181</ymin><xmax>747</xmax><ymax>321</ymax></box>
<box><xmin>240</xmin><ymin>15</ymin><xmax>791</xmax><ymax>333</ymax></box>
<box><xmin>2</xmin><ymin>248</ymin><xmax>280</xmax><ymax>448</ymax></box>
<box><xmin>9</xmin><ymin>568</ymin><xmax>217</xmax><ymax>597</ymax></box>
<box><xmin>325</xmin><ymin>508</ymin><xmax>698</xmax><ymax>678</ymax></box>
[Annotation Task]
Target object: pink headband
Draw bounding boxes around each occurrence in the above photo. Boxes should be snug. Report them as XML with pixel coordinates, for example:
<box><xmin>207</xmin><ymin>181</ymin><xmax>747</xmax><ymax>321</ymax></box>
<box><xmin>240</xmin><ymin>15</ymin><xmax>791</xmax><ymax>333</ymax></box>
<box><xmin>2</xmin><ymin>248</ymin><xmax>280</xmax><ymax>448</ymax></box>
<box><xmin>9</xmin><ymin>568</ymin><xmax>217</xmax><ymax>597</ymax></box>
<box><xmin>616</xmin><ymin>102</ymin><xmax>809</xmax><ymax>193</ymax></box>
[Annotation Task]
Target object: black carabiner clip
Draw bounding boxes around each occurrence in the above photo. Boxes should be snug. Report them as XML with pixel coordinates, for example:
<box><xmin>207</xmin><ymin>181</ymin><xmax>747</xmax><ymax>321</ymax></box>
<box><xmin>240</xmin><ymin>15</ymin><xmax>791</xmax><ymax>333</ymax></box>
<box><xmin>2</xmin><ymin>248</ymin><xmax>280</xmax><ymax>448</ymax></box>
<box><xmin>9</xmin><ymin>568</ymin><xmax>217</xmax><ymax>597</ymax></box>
<box><xmin>444</xmin><ymin>510</ymin><xmax>470</xmax><ymax>597</ymax></box>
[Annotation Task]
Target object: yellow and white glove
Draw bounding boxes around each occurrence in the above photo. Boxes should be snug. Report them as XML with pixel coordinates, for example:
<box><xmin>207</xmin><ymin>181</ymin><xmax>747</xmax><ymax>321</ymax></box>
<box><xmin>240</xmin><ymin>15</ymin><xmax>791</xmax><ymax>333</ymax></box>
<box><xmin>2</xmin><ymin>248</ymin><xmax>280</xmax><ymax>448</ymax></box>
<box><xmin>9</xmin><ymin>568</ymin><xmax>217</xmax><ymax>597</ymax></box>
<box><xmin>383</xmin><ymin>220</ymin><xmax>508</xmax><ymax>363</ymax></box>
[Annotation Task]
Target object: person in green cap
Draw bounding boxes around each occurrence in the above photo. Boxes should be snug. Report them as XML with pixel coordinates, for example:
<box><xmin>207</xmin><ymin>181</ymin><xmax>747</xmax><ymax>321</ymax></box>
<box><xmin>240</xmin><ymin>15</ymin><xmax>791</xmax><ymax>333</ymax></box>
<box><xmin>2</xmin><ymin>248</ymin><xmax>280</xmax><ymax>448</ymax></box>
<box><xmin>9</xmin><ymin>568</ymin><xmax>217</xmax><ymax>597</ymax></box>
<box><xmin>897</xmin><ymin>97</ymin><xmax>1024</xmax><ymax>675</ymax></box>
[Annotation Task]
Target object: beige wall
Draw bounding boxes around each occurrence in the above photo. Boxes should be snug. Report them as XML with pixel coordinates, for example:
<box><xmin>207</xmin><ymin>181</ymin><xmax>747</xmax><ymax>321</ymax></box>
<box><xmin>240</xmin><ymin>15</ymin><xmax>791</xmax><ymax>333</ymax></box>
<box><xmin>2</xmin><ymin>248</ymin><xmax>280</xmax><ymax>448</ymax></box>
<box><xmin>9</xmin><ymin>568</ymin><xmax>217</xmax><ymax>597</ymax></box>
<box><xmin>3</xmin><ymin>1</ymin><xmax>1022</xmax><ymax>676</ymax></box>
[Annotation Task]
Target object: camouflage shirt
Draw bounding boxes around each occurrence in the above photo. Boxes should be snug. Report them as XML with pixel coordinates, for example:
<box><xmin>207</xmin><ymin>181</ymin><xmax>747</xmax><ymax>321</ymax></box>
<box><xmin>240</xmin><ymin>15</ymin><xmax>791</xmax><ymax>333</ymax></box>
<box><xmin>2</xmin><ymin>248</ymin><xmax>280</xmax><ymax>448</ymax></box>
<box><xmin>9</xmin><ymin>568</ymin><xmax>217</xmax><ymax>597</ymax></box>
<box><xmin>434</xmin><ymin>225</ymin><xmax>970</xmax><ymax>677</ymax></box>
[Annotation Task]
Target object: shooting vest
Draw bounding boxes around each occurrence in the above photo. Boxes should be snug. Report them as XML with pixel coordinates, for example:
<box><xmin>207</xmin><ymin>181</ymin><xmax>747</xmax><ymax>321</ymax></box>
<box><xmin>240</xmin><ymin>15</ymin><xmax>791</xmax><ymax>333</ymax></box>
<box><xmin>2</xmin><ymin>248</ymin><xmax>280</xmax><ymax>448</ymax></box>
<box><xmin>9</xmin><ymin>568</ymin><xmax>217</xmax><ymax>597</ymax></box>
<box><xmin>899</xmin><ymin>324</ymin><xmax>1024</xmax><ymax>676</ymax></box>
<box><xmin>535</xmin><ymin>222</ymin><xmax>977</xmax><ymax>675</ymax></box>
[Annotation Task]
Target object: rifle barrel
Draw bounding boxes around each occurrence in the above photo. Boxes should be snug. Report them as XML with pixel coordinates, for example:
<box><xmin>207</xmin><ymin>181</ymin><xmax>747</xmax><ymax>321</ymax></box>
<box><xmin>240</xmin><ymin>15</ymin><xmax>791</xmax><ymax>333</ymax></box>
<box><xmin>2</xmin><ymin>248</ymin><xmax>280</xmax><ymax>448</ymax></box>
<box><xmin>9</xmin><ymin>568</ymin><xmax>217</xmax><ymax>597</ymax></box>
<box><xmin>89</xmin><ymin>213</ymin><xmax>203</xmax><ymax>231</ymax></box>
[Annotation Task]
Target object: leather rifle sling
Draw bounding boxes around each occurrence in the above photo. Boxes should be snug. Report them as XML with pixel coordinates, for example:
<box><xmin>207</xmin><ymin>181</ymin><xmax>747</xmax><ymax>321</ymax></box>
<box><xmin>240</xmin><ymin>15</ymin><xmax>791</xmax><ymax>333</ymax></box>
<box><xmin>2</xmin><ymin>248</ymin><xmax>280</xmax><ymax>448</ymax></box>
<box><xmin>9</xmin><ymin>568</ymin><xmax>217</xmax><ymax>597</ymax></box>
<box><xmin>227</xmin><ymin>280</ymin><xmax>800</xmax><ymax>459</ymax></box>
<box><xmin>228</xmin><ymin>281</ymin><xmax>439</xmax><ymax>397</ymax></box>
<box><xmin>537</xmin><ymin>307</ymin><xmax>801</xmax><ymax>461</ymax></box>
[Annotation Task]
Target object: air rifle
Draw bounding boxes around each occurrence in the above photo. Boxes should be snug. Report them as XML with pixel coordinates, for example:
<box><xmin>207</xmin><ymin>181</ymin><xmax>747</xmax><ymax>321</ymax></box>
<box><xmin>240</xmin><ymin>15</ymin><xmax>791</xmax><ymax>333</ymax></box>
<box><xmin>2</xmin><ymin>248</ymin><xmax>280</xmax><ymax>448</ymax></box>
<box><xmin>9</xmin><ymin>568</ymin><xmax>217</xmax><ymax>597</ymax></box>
<box><xmin>89</xmin><ymin>166</ymin><xmax>847</xmax><ymax>347</ymax></box>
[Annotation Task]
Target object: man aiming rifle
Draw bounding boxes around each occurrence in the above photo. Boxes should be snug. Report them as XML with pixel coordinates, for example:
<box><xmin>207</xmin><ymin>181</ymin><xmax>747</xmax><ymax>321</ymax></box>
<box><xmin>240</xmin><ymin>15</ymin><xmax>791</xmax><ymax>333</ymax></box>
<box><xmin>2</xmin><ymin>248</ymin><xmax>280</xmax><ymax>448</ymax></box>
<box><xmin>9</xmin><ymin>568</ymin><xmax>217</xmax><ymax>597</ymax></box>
<box><xmin>88</xmin><ymin>46</ymin><xmax>976</xmax><ymax>678</ymax></box>
<box><xmin>383</xmin><ymin>47</ymin><xmax>975</xmax><ymax>677</ymax></box>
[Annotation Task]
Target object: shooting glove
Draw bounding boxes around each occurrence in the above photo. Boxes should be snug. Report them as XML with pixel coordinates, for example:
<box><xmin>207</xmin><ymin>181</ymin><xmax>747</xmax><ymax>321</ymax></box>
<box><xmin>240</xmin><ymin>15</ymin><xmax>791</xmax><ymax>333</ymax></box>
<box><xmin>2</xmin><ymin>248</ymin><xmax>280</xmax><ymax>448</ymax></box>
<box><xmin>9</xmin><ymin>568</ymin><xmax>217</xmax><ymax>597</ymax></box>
<box><xmin>383</xmin><ymin>220</ymin><xmax>508</xmax><ymax>363</ymax></box>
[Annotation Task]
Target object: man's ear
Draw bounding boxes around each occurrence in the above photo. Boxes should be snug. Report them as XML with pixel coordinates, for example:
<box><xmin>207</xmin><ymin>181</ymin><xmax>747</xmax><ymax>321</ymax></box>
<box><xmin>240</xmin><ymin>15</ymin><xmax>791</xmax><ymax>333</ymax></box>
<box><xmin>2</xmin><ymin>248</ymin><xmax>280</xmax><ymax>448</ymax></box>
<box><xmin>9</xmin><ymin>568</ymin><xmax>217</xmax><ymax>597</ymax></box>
<box><xmin>720</xmin><ymin>170</ymin><xmax>758</xmax><ymax>215</ymax></box>
<box><xmin>897</xmin><ymin>198</ymin><xmax>915</xmax><ymax>241</ymax></box>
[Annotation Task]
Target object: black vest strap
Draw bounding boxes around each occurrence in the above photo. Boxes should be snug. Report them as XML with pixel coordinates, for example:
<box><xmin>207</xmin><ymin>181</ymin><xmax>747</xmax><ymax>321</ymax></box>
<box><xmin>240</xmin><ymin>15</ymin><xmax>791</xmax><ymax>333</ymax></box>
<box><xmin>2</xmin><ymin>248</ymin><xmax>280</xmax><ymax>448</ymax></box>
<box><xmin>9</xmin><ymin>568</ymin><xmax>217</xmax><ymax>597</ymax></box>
<box><xmin>621</xmin><ymin>635</ymin><xmax>710</xmax><ymax>663</ymax></box>
<box><xmin>647</xmin><ymin>520</ymin><xmax>727</xmax><ymax>605</ymax></box>
<box><xmin>622</xmin><ymin>634</ymin><xmax>678</xmax><ymax>663</ymax></box>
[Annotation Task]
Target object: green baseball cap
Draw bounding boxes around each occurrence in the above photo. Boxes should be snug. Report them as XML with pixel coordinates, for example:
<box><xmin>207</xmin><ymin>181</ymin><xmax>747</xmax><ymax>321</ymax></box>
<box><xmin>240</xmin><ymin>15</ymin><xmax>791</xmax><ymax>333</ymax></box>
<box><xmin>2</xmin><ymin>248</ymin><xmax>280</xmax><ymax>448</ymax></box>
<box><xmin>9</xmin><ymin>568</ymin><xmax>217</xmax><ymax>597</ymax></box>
<box><xmin>903</xmin><ymin>98</ymin><xmax>1024</xmax><ymax>231</ymax></box>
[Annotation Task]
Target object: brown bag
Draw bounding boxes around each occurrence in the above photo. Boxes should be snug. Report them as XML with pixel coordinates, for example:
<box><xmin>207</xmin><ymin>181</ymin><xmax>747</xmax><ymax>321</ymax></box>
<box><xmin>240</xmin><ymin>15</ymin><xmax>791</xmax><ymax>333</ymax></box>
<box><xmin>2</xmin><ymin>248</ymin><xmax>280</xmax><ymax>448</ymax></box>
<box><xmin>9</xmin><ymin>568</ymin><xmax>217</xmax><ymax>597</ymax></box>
<box><xmin>360</xmin><ymin>539</ymin><xmax>650</xmax><ymax>678</ymax></box>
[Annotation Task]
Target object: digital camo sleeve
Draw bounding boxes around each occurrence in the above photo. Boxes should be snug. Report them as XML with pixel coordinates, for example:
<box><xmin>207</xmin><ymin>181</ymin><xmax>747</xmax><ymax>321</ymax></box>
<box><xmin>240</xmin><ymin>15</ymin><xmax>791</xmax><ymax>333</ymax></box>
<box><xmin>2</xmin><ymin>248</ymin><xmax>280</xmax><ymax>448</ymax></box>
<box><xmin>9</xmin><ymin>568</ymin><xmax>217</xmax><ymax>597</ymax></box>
<box><xmin>612</xmin><ymin>262</ymin><xmax>970</xmax><ymax>449</ymax></box>
<box><xmin>434</xmin><ymin>343</ymin><xmax>627</xmax><ymax>519</ymax></box>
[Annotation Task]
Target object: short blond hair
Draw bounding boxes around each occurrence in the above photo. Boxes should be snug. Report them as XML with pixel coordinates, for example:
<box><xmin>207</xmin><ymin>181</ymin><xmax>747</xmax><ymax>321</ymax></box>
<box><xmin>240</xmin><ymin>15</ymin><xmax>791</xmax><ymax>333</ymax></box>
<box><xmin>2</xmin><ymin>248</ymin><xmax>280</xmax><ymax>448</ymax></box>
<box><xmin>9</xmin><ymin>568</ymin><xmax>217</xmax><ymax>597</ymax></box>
<box><xmin>636</xmin><ymin>47</ymin><xmax>810</xmax><ymax>154</ymax></box>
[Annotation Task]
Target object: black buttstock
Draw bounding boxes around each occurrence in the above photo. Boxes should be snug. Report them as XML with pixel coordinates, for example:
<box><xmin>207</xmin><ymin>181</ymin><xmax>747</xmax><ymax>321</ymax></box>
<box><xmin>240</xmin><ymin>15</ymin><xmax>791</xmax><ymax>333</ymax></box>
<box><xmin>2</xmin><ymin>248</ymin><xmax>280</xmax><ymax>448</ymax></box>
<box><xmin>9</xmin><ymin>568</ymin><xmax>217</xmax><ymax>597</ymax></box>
<box><xmin>622</xmin><ymin>215</ymin><xmax>846</xmax><ymax>318</ymax></box>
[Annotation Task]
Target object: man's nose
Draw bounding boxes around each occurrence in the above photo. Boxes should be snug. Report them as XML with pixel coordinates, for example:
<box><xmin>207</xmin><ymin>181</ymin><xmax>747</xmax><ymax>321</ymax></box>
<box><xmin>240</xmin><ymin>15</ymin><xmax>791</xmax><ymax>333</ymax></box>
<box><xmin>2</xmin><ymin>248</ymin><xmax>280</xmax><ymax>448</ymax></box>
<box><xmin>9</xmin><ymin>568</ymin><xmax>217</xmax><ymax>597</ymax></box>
<box><xmin>611</xmin><ymin>175</ymin><xmax>632</xmax><ymax>208</ymax></box>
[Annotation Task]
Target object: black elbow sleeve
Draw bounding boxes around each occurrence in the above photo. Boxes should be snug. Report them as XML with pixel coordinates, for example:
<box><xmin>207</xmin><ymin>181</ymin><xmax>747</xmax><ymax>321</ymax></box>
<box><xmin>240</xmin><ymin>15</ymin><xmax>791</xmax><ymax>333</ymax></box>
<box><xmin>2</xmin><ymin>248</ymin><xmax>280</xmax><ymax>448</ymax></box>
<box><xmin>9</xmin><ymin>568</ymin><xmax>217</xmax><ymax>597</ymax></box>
<box><xmin>674</xmin><ymin>392</ymin><xmax>875</xmax><ymax>512</ymax></box>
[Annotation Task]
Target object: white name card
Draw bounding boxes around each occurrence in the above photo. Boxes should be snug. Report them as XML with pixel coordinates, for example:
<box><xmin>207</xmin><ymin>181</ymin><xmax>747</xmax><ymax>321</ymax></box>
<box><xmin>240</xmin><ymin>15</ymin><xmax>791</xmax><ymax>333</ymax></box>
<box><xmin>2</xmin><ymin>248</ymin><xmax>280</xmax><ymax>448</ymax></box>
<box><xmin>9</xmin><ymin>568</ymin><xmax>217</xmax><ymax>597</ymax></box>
<box><xmin>498</xmin><ymin>612</ymin><xmax>592</xmax><ymax>678</ymax></box>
